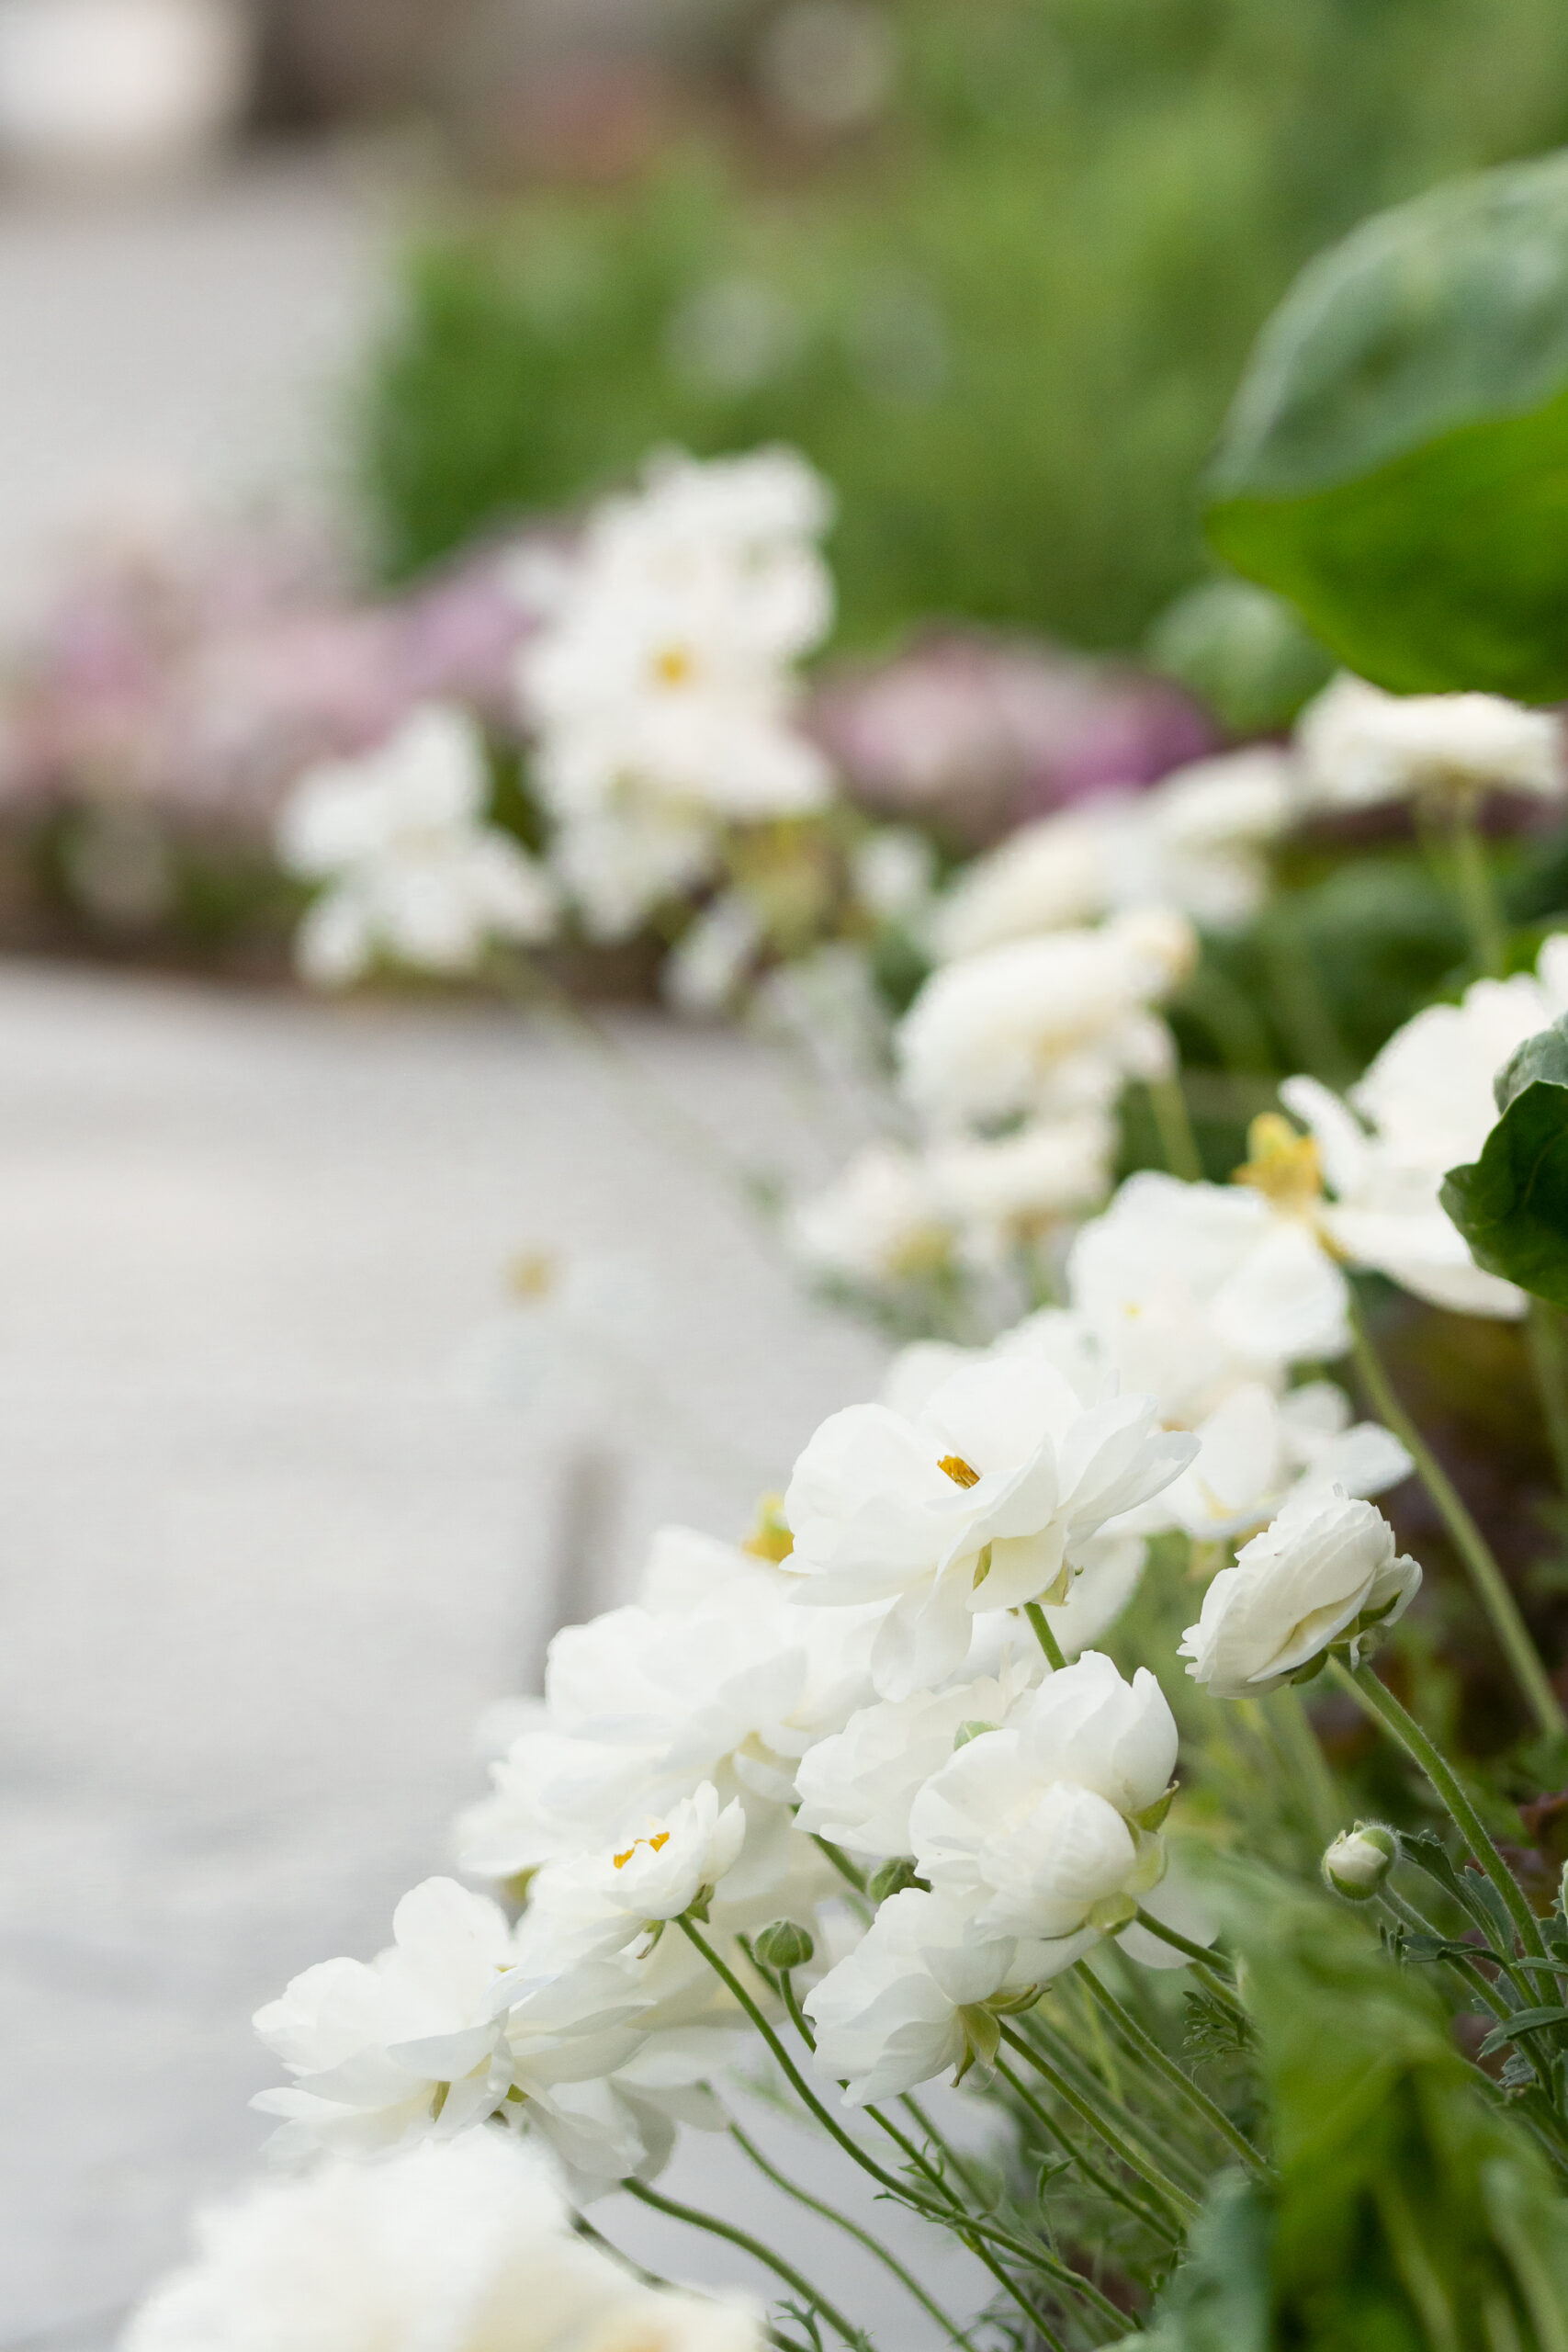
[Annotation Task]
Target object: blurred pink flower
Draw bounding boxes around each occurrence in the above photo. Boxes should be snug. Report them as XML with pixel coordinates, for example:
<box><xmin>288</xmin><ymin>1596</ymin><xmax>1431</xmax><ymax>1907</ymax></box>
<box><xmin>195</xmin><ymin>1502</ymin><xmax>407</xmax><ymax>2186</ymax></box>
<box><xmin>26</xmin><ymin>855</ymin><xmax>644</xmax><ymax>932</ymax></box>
<box><xmin>807</xmin><ymin>628</ymin><xmax>1215</xmax><ymax>846</ymax></box>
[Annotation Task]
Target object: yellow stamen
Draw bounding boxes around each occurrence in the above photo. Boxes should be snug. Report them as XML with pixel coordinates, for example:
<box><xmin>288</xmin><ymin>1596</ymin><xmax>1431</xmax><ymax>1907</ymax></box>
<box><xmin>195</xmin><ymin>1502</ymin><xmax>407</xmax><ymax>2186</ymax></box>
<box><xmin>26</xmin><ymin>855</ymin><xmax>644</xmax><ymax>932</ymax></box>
<box><xmin>744</xmin><ymin>1493</ymin><xmax>795</xmax><ymax>1563</ymax></box>
<box><xmin>652</xmin><ymin>644</ymin><xmax>695</xmax><ymax>687</ymax></box>
<box><xmin>1234</xmin><ymin>1113</ymin><xmax>1323</xmax><ymax>1217</ymax></box>
<box><xmin>939</xmin><ymin>1454</ymin><xmax>981</xmax><ymax>1488</ymax></box>
<box><xmin>506</xmin><ymin>1249</ymin><xmax>557</xmax><ymax>1300</ymax></box>
<box><xmin>613</xmin><ymin>1829</ymin><xmax>671</xmax><ymax>1870</ymax></box>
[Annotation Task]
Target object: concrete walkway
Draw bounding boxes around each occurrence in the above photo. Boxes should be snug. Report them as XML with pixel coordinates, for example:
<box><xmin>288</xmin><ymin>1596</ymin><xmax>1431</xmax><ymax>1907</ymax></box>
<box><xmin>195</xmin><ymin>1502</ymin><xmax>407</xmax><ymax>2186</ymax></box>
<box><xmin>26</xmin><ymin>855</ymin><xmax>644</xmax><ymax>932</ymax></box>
<box><xmin>0</xmin><ymin>966</ymin><xmax>1001</xmax><ymax>2347</ymax></box>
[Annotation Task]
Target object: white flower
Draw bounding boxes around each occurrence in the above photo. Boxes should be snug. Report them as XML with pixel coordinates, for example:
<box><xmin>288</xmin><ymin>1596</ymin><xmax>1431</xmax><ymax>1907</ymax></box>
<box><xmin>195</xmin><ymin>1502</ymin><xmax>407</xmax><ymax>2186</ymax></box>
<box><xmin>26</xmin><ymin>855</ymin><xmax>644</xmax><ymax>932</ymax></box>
<box><xmin>663</xmin><ymin>890</ymin><xmax>763</xmax><ymax>1015</ymax></box>
<box><xmin>924</xmin><ymin>1115</ymin><xmax>1117</xmax><ymax>1267</ymax></box>
<box><xmin>1066</xmin><ymin>1170</ymin><xmax>1350</xmax><ymax>1426</ymax></box>
<box><xmin>794</xmin><ymin>1652</ymin><xmax>1040</xmax><ymax>1861</ymax></box>
<box><xmin>457</xmin><ymin>1556</ymin><xmax>874</xmax><ymax>1900</ymax></box>
<box><xmin>524</xmin><ymin>1784</ymin><xmax>748</xmax><ymax>1962</ymax></box>
<box><xmin>252</xmin><ymin>1879</ymin><xmax>647</xmax><ymax>2165</ymax></box>
<box><xmin>1281</xmin><ymin>933</ymin><xmax>1568</xmax><ymax>1318</ymax></box>
<box><xmin>897</xmin><ymin>910</ymin><xmax>1195</xmax><ymax>1133</ymax></box>
<box><xmin>123</xmin><ymin>2133</ymin><xmax>762</xmax><ymax>2352</ymax></box>
<box><xmin>908</xmin><ymin>1649</ymin><xmax>1176</xmax><ymax>1930</ymax></box>
<box><xmin>784</xmin><ymin>1339</ymin><xmax>1195</xmax><ymax>1697</ymax></box>
<box><xmin>930</xmin><ymin>750</ymin><xmax>1292</xmax><ymax>960</ymax></box>
<box><xmin>805</xmin><ymin>1886</ymin><xmax>1049</xmax><ymax>2103</ymax></box>
<box><xmin>517</xmin><ymin>447</ymin><xmax>836</xmax><ymax>941</ymax></box>
<box><xmin>852</xmin><ymin>825</ymin><xmax>938</xmax><ymax>923</ymax></box>
<box><xmin>1179</xmin><ymin>1487</ymin><xmax>1421</xmax><ymax>1698</ymax></box>
<box><xmin>789</xmin><ymin>1142</ymin><xmax>953</xmax><ymax>1292</ymax></box>
<box><xmin>1156</xmin><ymin>1379</ymin><xmax>1411</xmax><ymax>1542</ymax></box>
<box><xmin>276</xmin><ymin>705</ymin><xmax>557</xmax><ymax>984</ymax></box>
<box><xmin>1296</xmin><ymin>673</ymin><xmax>1563</xmax><ymax>810</ymax></box>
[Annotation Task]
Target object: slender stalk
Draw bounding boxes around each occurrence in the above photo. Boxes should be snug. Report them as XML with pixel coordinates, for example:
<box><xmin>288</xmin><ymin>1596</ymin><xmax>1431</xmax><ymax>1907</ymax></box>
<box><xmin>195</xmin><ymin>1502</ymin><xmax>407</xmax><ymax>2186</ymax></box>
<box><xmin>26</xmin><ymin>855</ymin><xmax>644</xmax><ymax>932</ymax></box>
<box><xmin>621</xmin><ymin>2177</ymin><xmax>863</xmax><ymax>2346</ymax></box>
<box><xmin>993</xmin><ymin>2051</ymin><xmax>1182</xmax><ymax>2247</ymax></box>
<box><xmin>1376</xmin><ymin>1883</ymin><xmax>1511</xmax><ymax>2022</ymax></box>
<box><xmin>897</xmin><ymin>2091</ymin><xmax>991</xmax><ymax>2207</ymax></box>
<box><xmin>1527</xmin><ymin>1299</ymin><xmax>1568</xmax><ymax>1501</ymax></box>
<box><xmin>1028</xmin><ymin>2009</ymin><xmax>1213</xmax><ymax>2194</ymax></box>
<box><xmin>1023</xmin><ymin>1600</ymin><xmax>1068</xmax><ymax>1672</ymax></box>
<box><xmin>1332</xmin><ymin>1660</ymin><xmax>1549</xmax><ymax>1964</ymax></box>
<box><xmin>1259</xmin><ymin>1686</ymin><xmax>1343</xmax><ymax>1845</ymax></box>
<box><xmin>1448</xmin><ymin>795</ymin><xmax>1507</xmax><ymax>979</ymax></box>
<box><xmin>1146</xmin><ymin>1075</ymin><xmax>1203</xmax><ymax>1182</ymax></box>
<box><xmin>811</xmin><ymin>1836</ymin><xmax>869</xmax><ymax>1897</ymax></box>
<box><xmin>1074</xmin><ymin>1963</ymin><xmax>1270</xmax><ymax>2176</ymax></box>
<box><xmin>1259</xmin><ymin>906</ymin><xmax>1353</xmax><ymax>1084</ymax></box>
<box><xmin>728</xmin><ymin>2120</ymin><xmax>968</xmax><ymax>2343</ymax></box>
<box><xmin>676</xmin><ymin>1917</ymin><xmax>913</xmax><ymax>2204</ymax></box>
<box><xmin>572</xmin><ymin>2211</ymin><xmax>684</xmax><ymax>2292</ymax></box>
<box><xmin>780</xmin><ymin>1970</ymin><xmax>816</xmax><ymax>2051</ymax></box>
<box><xmin>1132</xmin><ymin>1906</ymin><xmax>1233</xmax><ymax>1980</ymax></box>
<box><xmin>998</xmin><ymin>2022</ymin><xmax>1200</xmax><ymax>2227</ymax></box>
<box><xmin>1347</xmin><ymin>1292</ymin><xmax>1566</xmax><ymax>1740</ymax></box>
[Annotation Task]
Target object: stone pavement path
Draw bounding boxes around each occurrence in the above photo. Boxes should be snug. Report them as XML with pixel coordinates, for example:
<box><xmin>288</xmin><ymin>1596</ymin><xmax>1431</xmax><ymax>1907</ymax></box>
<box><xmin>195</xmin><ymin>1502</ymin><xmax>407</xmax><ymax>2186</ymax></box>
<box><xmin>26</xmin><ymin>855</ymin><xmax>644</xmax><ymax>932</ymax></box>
<box><xmin>0</xmin><ymin>965</ymin><xmax>992</xmax><ymax>2347</ymax></box>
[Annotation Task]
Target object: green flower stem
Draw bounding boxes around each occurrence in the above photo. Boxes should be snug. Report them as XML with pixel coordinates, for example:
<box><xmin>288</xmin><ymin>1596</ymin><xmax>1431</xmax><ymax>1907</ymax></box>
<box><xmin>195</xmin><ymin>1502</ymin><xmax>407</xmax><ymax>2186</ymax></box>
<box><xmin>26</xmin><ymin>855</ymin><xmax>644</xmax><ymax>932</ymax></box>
<box><xmin>992</xmin><ymin>2051</ymin><xmax>1182</xmax><ymax>2248</ymax></box>
<box><xmin>571</xmin><ymin>2210</ymin><xmax>684</xmax><ymax>2291</ymax></box>
<box><xmin>676</xmin><ymin>1917</ymin><xmax>913</xmax><ymax>2204</ymax></box>
<box><xmin>728</xmin><ymin>2120</ymin><xmax>968</xmax><ymax>2343</ymax></box>
<box><xmin>1376</xmin><ymin>1883</ymin><xmax>1512</xmax><ymax>2022</ymax></box>
<box><xmin>1074</xmin><ymin>1963</ymin><xmax>1270</xmax><ymax>2177</ymax></box>
<box><xmin>779</xmin><ymin>1969</ymin><xmax>816</xmax><ymax>2050</ymax></box>
<box><xmin>1260</xmin><ymin>1686</ymin><xmax>1343</xmax><ymax>1845</ymax></box>
<box><xmin>1332</xmin><ymin>1659</ymin><xmax>1550</xmax><ymax>1966</ymax></box>
<box><xmin>1448</xmin><ymin>795</ymin><xmax>1507</xmax><ymax>979</ymax></box>
<box><xmin>1024</xmin><ymin>1600</ymin><xmax>1068</xmax><ymax>1672</ymax></box>
<box><xmin>621</xmin><ymin>2177</ymin><xmax>862</xmax><ymax>2346</ymax></box>
<box><xmin>1146</xmin><ymin>1074</ymin><xmax>1204</xmax><ymax>1182</ymax></box>
<box><xmin>1259</xmin><ymin>906</ymin><xmax>1354</xmax><ymax>1085</ymax></box>
<box><xmin>997</xmin><ymin>2022</ymin><xmax>1201</xmax><ymax>2228</ymax></box>
<box><xmin>1028</xmin><ymin>2007</ymin><xmax>1213</xmax><ymax>2193</ymax></box>
<box><xmin>897</xmin><ymin>2091</ymin><xmax>991</xmax><ymax>2206</ymax></box>
<box><xmin>861</xmin><ymin>2108</ymin><xmax>1076</xmax><ymax>2350</ymax></box>
<box><xmin>1130</xmin><ymin>1906</ymin><xmax>1246</xmax><ymax>2023</ymax></box>
<box><xmin>1526</xmin><ymin>1299</ymin><xmax>1568</xmax><ymax>1502</ymax></box>
<box><xmin>810</xmin><ymin>1835</ymin><xmax>870</xmax><ymax>1896</ymax></box>
<box><xmin>1347</xmin><ymin>1293</ymin><xmax>1566</xmax><ymax>1741</ymax></box>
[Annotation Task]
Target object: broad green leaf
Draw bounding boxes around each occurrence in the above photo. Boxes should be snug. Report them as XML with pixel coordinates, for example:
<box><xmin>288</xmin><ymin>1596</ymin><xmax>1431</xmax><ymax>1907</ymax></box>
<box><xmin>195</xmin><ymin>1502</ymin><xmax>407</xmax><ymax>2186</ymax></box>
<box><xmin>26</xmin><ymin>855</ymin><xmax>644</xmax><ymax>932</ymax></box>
<box><xmin>1206</xmin><ymin>150</ymin><xmax>1568</xmax><ymax>699</ymax></box>
<box><xmin>1442</xmin><ymin>1044</ymin><xmax>1568</xmax><ymax>1306</ymax></box>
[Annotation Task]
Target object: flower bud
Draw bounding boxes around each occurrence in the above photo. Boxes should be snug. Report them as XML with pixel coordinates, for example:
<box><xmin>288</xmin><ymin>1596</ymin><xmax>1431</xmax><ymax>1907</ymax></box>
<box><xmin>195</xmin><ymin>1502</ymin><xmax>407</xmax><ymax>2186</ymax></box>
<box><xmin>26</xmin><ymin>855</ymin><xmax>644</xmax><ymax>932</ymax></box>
<box><xmin>1321</xmin><ymin>1823</ymin><xmax>1396</xmax><ymax>1903</ymax></box>
<box><xmin>753</xmin><ymin>1918</ymin><xmax>815</xmax><ymax>1971</ymax></box>
<box><xmin>868</xmin><ymin>1856</ymin><xmax>924</xmax><ymax>1903</ymax></box>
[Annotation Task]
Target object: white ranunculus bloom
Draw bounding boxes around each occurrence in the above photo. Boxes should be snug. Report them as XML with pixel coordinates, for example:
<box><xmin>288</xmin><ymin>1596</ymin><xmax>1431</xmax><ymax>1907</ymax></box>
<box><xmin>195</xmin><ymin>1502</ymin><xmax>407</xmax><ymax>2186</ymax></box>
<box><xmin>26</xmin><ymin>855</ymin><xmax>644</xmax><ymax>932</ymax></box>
<box><xmin>930</xmin><ymin>750</ymin><xmax>1292</xmax><ymax>962</ymax></box>
<box><xmin>516</xmin><ymin>447</ymin><xmax>835</xmax><ymax>941</ymax></box>
<box><xmin>1156</xmin><ymin>1379</ymin><xmax>1411</xmax><ymax>1542</ymax></box>
<box><xmin>852</xmin><ymin>824</ymin><xmax>938</xmax><ymax>923</ymax></box>
<box><xmin>663</xmin><ymin>889</ymin><xmax>763</xmax><ymax>1014</ymax></box>
<box><xmin>789</xmin><ymin>1141</ymin><xmax>953</xmax><ymax>1293</ymax></box>
<box><xmin>1296</xmin><ymin>673</ymin><xmax>1564</xmax><ymax>811</ymax></box>
<box><xmin>1281</xmin><ymin>934</ymin><xmax>1568</xmax><ymax>1319</ymax></box>
<box><xmin>252</xmin><ymin>1878</ymin><xmax>648</xmax><ymax>2165</ymax></box>
<box><xmin>924</xmin><ymin>1114</ymin><xmax>1117</xmax><ymax>1267</ymax></box>
<box><xmin>908</xmin><ymin>1654</ymin><xmax>1176</xmax><ymax>1949</ymax></box>
<box><xmin>896</xmin><ymin>910</ymin><xmax>1196</xmax><ymax>1134</ymax></box>
<box><xmin>522</xmin><ymin>1783</ymin><xmax>748</xmax><ymax>1962</ymax></box>
<box><xmin>123</xmin><ymin>2132</ymin><xmax>762</xmax><ymax>2352</ymax></box>
<box><xmin>457</xmin><ymin>1551</ymin><xmax>875</xmax><ymax>1899</ymax></box>
<box><xmin>1067</xmin><ymin>1170</ymin><xmax>1350</xmax><ymax>1427</ymax></box>
<box><xmin>805</xmin><ymin>1886</ymin><xmax>1053</xmax><ymax>2103</ymax></box>
<box><xmin>794</xmin><ymin>1652</ymin><xmax>1040</xmax><ymax>1861</ymax></box>
<box><xmin>784</xmin><ymin>1340</ymin><xmax>1195</xmax><ymax>1697</ymax></box>
<box><xmin>276</xmin><ymin>704</ymin><xmax>557</xmax><ymax>985</ymax></box>
<box><xmin>1179</xmin><ymin>1487</ymin><xmax>1421</xmax><ymax>1698</ymax></box>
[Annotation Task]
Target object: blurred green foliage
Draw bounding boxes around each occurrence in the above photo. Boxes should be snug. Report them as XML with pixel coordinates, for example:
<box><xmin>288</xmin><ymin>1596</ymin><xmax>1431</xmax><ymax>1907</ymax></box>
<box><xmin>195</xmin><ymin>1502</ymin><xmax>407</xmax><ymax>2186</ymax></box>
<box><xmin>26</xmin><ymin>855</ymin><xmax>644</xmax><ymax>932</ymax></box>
<box><xmin>359</xmin><ymin>0</ymin><xmax>1568</xmax><ymax>652</ymax></box>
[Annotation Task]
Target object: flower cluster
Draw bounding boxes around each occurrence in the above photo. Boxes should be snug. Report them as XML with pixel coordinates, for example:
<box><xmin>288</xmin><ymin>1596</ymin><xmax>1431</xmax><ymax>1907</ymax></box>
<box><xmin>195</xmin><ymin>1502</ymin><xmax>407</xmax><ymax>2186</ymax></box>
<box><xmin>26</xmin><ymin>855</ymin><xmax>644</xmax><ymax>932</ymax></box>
<box><xmin>124</xmin><ymin>2131</ymin><xmax>761</xmax><ymax>2352</ymax></box>
<box><xmin>515</xmin><ymin>448</ymin><xmax>837</xmax><ymax>943</ymax></box>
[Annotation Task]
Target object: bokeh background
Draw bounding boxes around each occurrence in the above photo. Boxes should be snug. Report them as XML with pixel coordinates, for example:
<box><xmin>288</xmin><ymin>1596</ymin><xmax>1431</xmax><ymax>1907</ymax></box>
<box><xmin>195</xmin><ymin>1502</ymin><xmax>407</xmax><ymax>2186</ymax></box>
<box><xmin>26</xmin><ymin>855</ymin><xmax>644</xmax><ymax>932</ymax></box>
<box><xmin>5</xmin><ymin>4</ymin><xmax>1568</xmax><ymax>2345</ymax></box>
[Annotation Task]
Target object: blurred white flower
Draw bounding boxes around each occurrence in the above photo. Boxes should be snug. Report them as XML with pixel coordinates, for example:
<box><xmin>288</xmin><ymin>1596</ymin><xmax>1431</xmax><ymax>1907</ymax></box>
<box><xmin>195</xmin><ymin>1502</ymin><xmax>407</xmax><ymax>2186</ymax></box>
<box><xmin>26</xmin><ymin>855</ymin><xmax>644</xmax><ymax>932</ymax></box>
<box><xmin>931</xmin><ymin>749</ymin><xmax>1292</xmax><ymax>959</ymax></box>
<box><xmin>123</xmin><ymin>2133</ymin><xmax>762</xmax><ymax>2352</ymax></box>
<box><xmin>789</xmin><ymin>1141</ymin><xmax>953</xmax><ymax>1292</ymax></box>
<box><xmin>1066</xmin><ymin>1170</ymin><xmax>1350</xmax><ymax>1427</ymax></box>
<box><xmin>897</xmin><ymin>909</ymin><xmax>1196</xmax><ymax>1133</ymax></box>
<box><xmin>1156</xmin><ymin>1379</ymin><xmax>1411</xmax><ymax>1543</ymax></box>
<box><xmin>925</xmin><ymin>1115</ymin><xmax>1117</xmax><ymax>1267</ymax></box>
<box><xmin>1295</xmin><ymin>673</ymin><xmax>1564</xmax><ymax>810</ymax></box>
<box><xmin>276</xmin><ymin>704</ymin><xmax>556</xmax><ymax>985</ymax></box>
<box><xmin>1179</xmin><ymin>1487</ymin><xmax>1421</xmax><ymax>1698</ymax></box>
<box><xmin>663</xmin><ymin>890</ymin><xmax>763</xmax><ymax>1015</ymax></box>
<box><xmin>517</xmin><ymin>448</ymin><xmax>836</xmax><ymax>941</ymax></box>
<box><xmin>784</xmin><ymin>1338</ymin><xmax>1194</xmax><ymax>1696</ymax></box>
<box><xmin>252</xmin><ymin>1878</ymin><xmax>647</xmax><ymax>2165</ymax></box>
<box><xmin>805</xmin><ymin>1886</ymin><xmax>1044</xmax><ymax>2103</ymax></box>
<box><xmin>851</xmin><ymin>823</ymin><xmax>938</xmax><ymax>923</ymax></box>
<box><xmin>1281</xmin><ymin>933</ymin><xmax>1568</xmax><ymax>1318</ymax></box>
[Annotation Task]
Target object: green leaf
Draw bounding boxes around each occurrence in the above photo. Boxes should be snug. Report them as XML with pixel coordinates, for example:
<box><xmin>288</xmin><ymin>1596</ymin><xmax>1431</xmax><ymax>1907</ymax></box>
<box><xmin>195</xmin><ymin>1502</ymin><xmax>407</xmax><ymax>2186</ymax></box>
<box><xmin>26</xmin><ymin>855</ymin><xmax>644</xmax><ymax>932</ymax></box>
<box><xmin>1495</xmin><ymin>1013</ymin><xmax>1568</xmax><ymax>1113</ymax></box>
<box><xmin>1206</xmin><ymin>149</ymin><xmax>1568</xmax><ymax>699</ymax></box>
<box><xmin>1441</xmin><ymin>1054</ymin><xmax>1568</xmax><ymax>1307</ymax></box>
<box><xmin>1478</xmin><ymin>2006</ymin><xmax>1568</xmax><ymax>2057</ymax></box>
